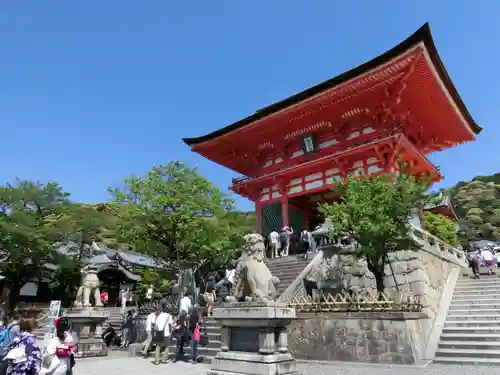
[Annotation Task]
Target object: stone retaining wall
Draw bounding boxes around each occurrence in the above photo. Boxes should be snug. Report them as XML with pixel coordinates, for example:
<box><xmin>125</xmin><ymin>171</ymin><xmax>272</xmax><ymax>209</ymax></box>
<box><xmin>288</xmin><ymin>312</ymin><xmax>428</xmax><ymax>364</ymax></box>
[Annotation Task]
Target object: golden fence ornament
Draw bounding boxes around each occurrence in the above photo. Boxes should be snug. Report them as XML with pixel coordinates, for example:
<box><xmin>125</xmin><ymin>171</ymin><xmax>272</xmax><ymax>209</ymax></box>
<box><xmin>285</xmin><ymin>292</ymin><xmax>423</xmax><ymax>313</ymax></box>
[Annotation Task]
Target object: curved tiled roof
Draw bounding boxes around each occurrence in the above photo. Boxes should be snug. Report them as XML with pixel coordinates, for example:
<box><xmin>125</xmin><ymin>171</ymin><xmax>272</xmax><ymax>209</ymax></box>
<box><xmin>183</xmin><ymin>23</ymin><xmax>481</xmax><ymax>147</ymax></box>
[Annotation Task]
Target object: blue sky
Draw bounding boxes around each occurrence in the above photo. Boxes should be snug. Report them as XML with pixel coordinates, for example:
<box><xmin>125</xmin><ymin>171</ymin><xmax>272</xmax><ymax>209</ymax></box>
<box><xmin>1</xmin><ymin>2</ymin><xmax>498</xmax><ymax>211</ymax></box>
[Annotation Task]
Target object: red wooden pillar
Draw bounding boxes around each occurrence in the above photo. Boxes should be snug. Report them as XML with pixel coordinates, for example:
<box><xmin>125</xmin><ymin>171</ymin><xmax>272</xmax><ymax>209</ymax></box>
<box><xmin>255</xmin><ymin>201</ymin><xmax>262</xmax><ymax>233</ymax></box>
<box><xmin>281</xmin><ymin>195</ymin><xmax>289</xmax><ymax>228</ymax></box>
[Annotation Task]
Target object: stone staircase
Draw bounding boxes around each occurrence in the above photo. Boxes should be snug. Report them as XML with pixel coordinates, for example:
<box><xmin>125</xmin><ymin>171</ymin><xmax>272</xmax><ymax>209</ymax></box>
<box><xmin>434</xmin><ymin>274</ymin><xmax>500</xmax><ymax>365</ymax></box>
<box><xmin>266</xmin><ymin>255</ymin><xmax>311</xmax><ymax>296</ymax></box>
<box><xmin>106</xmin><ymin>307</ymin><xmax>125</xmax><ymax>328</ymax></box>
<box><xmin>179</xmin><ymin>255</ymin><xmax>311</xmax><ymax>363</ymax></box>
<box><xmin>166</xmin><ymin>316</ymin><xmax>221</xmax><ymax>363</ymax></box>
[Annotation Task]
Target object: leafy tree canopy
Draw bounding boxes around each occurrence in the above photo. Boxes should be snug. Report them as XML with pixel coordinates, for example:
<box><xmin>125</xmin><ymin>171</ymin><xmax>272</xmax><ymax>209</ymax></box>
<box><xmin>108</xmin><ymin>162</ymin><xmax>242</xmax><ymax>274</ymax></box>
<box><xmin>135</xmin><ymin>268</ymin><xmax>171</xmax><ymax>304</ymax></box>
<box><xmin>0</xmin><ymin>179</ymin><xmax>70</xmax><ymax>313</ymax></box>
<box><xmin>422</xmin><ymin>211</ymin><xmax>458</xmax><ymax>246</ymax></box>
<box><xmin>319</xmin><ymin>172</ymin><xmax>431</xmax><ymax>293</ymax></box>
<box><xmin>450</xmin><ymin>174</ymin><xmax>500</xmax><ymax>246</ymax></box>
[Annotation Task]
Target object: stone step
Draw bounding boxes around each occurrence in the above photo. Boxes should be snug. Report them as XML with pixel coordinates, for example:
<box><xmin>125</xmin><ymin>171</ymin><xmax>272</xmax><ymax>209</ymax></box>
<box><xmin>453</xmin><ymin>287</ymin><xmax>499</xmax><ymax>296</ymax></box>
<box><xmin>445</xmin><ymin>320</ymin><xmax>500</xmax><ymax>327</ymax></box>
<box><xmin>446</xmin><ymin>314</ymin><xmax>500</xmax><ymax>321</ymax></box>
<box><xmin>269</xmin><ymin>270</ymin><xmax>308</xmax><ymax>280</ymax></box>
<box><xmin>451</xmin><ymin>297</ymin><xmax>500</xmax><ymax>304</ymax></box>
<box><xmin>452</xmin><ymin>295</ymin><xmax>500</xmax><ymax>301</ymax></box>
<box><xmin>434</xmin><ymin>356</ymin><xmax>500</xmax><ymax>365</ymax></box>
<box><xmin>440</xmin><ymin>333</ymin><xmax>500</xmax><ymax>341</ymax></box>
<box><xmin>456</xmin><ymin>279</ymin><xmax>500</xmax><ymax>286</ymax></box>
<box><xmin>449</xmin><ymin>303</ymin><xmax>500</xmax><ymax>310</ymax></box>
<box><xmin>448</xmin><ymin>309</ymin><xmax>500</xmax><ymax>315</ymax></box>
<box><xmin>167</xmin><ymin>344</ymin><xmax>220</xmax><ymax>361</ymax></box>
<box><xmin>442</xmin><ymin>326</ymin><xmax>500</xmax><ymax>334</ymax></box>
<box><xmin>438</xmin><ymin>341</ymin><xmax>500</xmax><ymax>350</ymax></box>
<box><xmin>435</xmin><ymin>348</ymin><xmax>500</xmax><ymax>359</ymax></box>
<box><xmin>453</xmin><ymin>289</ymin><xmax>500</xmax><ymax>296</ymax></box>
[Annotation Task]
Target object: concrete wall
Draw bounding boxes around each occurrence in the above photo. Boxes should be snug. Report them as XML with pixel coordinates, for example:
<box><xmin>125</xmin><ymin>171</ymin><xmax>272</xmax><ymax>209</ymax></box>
<box><xmin>288</xmin><ymin>312</ymin><xmax>428</xmax><ymax>365</ymax></box>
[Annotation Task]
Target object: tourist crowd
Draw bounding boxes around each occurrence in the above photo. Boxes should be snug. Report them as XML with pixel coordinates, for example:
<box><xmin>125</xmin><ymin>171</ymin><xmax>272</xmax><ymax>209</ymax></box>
<box><xmin>0</xmin><ymin>315</ymin><xmax>75</xmax><ymax>375</ymax></box>
<box><xmin>467</xmin><ymin>244</ymin><xmax>500</xmax><ymax>278</ymax></box>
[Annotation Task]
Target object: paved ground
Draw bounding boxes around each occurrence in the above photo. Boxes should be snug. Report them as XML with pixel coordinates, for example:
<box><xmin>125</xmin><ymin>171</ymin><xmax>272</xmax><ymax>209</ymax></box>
<box><xmin>76</xmin><ymin>354</ymin><xmax>500</xmax><ymax>375</ymax></box>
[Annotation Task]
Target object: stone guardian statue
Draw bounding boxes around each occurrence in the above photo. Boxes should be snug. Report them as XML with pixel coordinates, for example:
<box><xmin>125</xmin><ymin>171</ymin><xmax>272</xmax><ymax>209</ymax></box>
<box><xmin>228</xmin><ymin>233</ymin><xmax>280</xmax><ymax>303</ymax></box>
<box><xmin>74</xmin><ymin>265</ymin><xmax>104</xmax><ymax>308</ymax></box>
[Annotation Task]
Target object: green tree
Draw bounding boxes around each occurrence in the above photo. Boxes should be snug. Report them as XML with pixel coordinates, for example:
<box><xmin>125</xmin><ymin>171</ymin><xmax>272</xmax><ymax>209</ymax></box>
<box><xmin>48</xmin><ymin>203</ymin><xmax>114</xmax><ymax>259</ymax></box>
<box><xmin>422</xmin><ymin>211</ymin><xmax>458</xmax><ymax>246</ymax></box>
<box><xmin>108</xmin><ymin>162</ymin><xmax>240</xmax><ymax>274</ymax></box>
<box><xmin>319</xmin><ymin>172</ymin><xmax>431</xmax><ymax>293</ymax></box>
<box><xmin>0</xmin><ymin>179</ymin><xmax>70</xmax><ymax>314</ymax></box>
<box><xmin>47</xmin><ymin>254</ymin><xmax>82</xmax><ymax>307</ymax></box>
<box><xmin>135</xmin><ymin>268</ymin><xmax>171</xmax><ymax>304</ymax></box>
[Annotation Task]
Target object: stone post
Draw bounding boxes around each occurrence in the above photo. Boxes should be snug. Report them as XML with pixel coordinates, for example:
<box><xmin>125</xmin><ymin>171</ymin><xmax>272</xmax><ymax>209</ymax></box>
<box><xmin>220</xmin><ymin>327</ymin><xmax>230</xmax><ymax>352</ymax></box>
<box><xmin>277</xmin><ymin>327</ymin><xmax>288</xmax><ymax>353</ymax></box>
<box><xmin>208</xmin><ymin>302</ymin><xmax>300</xmax><ymax>375</ymax></box>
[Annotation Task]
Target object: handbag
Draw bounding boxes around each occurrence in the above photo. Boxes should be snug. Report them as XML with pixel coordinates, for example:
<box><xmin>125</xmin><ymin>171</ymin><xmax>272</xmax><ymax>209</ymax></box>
<box><xmin>39</xmin><ymin>355</ymin><xmax>60</xmax><ymax>375</ymax></box>
<box><xmin>193</xmin><ymin>324</ymin><xmax>200</xmax><ymax>342</ymax></box>
<box><xmin>5</xmin><ymin>347</ymin><xmax>26</xmax><ymax>364</ymax></box>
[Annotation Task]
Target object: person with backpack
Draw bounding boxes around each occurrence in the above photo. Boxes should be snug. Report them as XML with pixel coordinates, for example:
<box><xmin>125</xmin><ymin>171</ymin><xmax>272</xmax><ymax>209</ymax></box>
<box><xmin>173</xmin><ymin>312</ymin><xmax>188</xmax><ymax>362</ymax></box>
<box><xmin>300</xmin><ymin>227</ymin><xmax>313</xmax><ymax>260</ymax></box>
<box><xmin>203</xmin><ymin>273</ymin><xmax>216</xmax><ymax>317</ymax></box>
<box><xmin>0</xmin><ymin>315</ymin><xmax>19</xmax><ymax>354</ymax></box>
<box><xmin>4</xmin><ymin>318</ymin><xmax>41</xmax><ymax>375</ymax></box>
<box><xmin>279</xmin><ymin>226</ymin><xmax>293</xmax><ymax>257</ymax></box>
<box><xmin>469</xmin><ymin>250</ymin><xmax>481</xmax><ymax>279</ymax></box>
<box><xmin>152</xmin><ymin>306</ymin><xmax>173</xmax><ymax>365</ymax></box>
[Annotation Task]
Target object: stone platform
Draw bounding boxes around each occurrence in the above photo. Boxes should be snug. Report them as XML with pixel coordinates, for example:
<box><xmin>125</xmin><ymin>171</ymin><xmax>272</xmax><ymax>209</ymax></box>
<box><xmin>65</xmin><ymin>307</ymin><xmax>109</xmax><ymax>358</ymax></box>
<box><xmin>208</xmin><ymin>302</ymin><xmax>300</xmax><ymax>375</ymax></box>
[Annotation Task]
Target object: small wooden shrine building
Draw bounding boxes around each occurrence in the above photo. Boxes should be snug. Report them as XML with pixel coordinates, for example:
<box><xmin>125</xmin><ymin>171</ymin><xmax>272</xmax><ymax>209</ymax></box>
<box><xmin>183</xmin><ymin>23</ymin><xmax>480</xmax><ymax>236</ymax></box>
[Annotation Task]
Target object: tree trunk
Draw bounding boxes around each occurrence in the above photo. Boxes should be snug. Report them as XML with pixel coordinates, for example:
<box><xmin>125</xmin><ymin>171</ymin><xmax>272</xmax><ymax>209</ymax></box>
<box><xmin>367</xmin><ymin>258</ymin><xmax>386</xmax><ymax>296</ymax></box>
<box><xmin>6</xmin><ymin>280</ymin><xmax>20</xmax><ymax>319</ymax></box>
<box><xmin>374</xmin><ymin>273</ymin><xmax>385</xmax><ymax>295</ymax></box>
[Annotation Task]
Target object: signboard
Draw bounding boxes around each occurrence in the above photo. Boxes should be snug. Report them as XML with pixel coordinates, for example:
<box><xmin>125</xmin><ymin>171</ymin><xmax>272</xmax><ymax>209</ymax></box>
<box><xmin>20</xmin><ymin>282</ymin><xmax>38</xmax><ymax>297</ymax></box>
<box><xmin>43</xmin><ymin>300</ymin><xmax>61</xmax><ymax>349</ymax></box>
<box><xmin>301</xmin><ymin>134</ymin><xmax>317</xmax><ymax>155</ymax></box>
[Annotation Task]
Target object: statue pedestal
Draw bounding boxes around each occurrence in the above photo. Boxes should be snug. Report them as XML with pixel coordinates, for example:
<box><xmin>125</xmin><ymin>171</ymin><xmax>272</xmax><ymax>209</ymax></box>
<box><xmin>208</xmin><ymin>302</ymin><xmax>300</xmax><ymax>375</ymax></box>
<box><xmin>65</xmin><ymin>308</ymin><xmax>109</xmax><ymax>358</ymax></box>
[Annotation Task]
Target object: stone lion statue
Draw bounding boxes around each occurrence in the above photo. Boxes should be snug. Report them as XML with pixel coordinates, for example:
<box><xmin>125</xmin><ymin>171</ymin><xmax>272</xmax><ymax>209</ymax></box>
<box><xmin>228</xmin><ymin>233</ymin><xmax>280</xmax><ymax>303</ymax></box>
<box><xmin>74</xmin><ymin>265</ymin><xmax>103</xmax><ymax>308</ymax></box>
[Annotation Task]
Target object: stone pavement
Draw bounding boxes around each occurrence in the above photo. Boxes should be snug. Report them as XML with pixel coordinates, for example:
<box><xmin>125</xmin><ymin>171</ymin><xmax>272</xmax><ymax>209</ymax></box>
<box><xmin>75</xmin><ymin>353</ymin><xmax>500</xmax><ymax>375</ymax></box>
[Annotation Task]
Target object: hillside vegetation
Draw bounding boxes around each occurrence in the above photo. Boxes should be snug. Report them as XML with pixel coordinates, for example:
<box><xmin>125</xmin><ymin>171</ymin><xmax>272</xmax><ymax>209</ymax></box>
<box><xmin>451</xmin><ymin>173</ymin><xmax>500</xmax><ymax>246</ymax></box>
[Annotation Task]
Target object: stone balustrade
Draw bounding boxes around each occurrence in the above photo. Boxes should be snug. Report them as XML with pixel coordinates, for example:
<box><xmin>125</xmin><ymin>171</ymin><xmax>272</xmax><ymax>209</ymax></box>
<box><xmin>410</xmin><ymin>226</ymin><xmax>466</xmax><ymax>267</ymax></box>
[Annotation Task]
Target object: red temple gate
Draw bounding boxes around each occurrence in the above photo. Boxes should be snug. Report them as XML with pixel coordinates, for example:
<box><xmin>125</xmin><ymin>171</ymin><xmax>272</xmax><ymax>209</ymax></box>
<box><xmin>183</xmin><ymin>23</ymin><xmax>480</xmax><ymax>237</ymax></box>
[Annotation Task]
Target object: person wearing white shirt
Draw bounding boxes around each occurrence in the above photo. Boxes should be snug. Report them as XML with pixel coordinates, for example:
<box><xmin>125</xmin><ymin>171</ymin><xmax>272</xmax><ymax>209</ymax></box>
<box><xmin>269</xmin><ymin>230</ymin><xmax>280</xmax><ymax>259</ymax></box>
<box><xmin>141</xmin><ymin>310</ymin><xmax>159</xmax><ymax>356</ymax></box>
<box><xmin>152</xmin><ymin>309</ymin><xmax>174</xmax><ymax>365</ymax></box>
<box><xmin>121</xmin><ymin>288</ymin><xmax>129</xmax><ymax>313</ymax></box>
<box><xmin>225</xmin><ymin>267</ymin><xmax>236</xmax><ymax>289</ymax></box>
<box><xmin>146</xmin><ymin>285</ymin><xmax>154</xmax><ymax>301</ymax></box>
<box><xmin>179</xmin><ymin>295</ymin><xmax>192</xmax><ymax>317</ymax></box>
<box><xmin>481</xmin><ymin>248</ymin><xmax>495</xmax><ymax>275</ymax></box>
